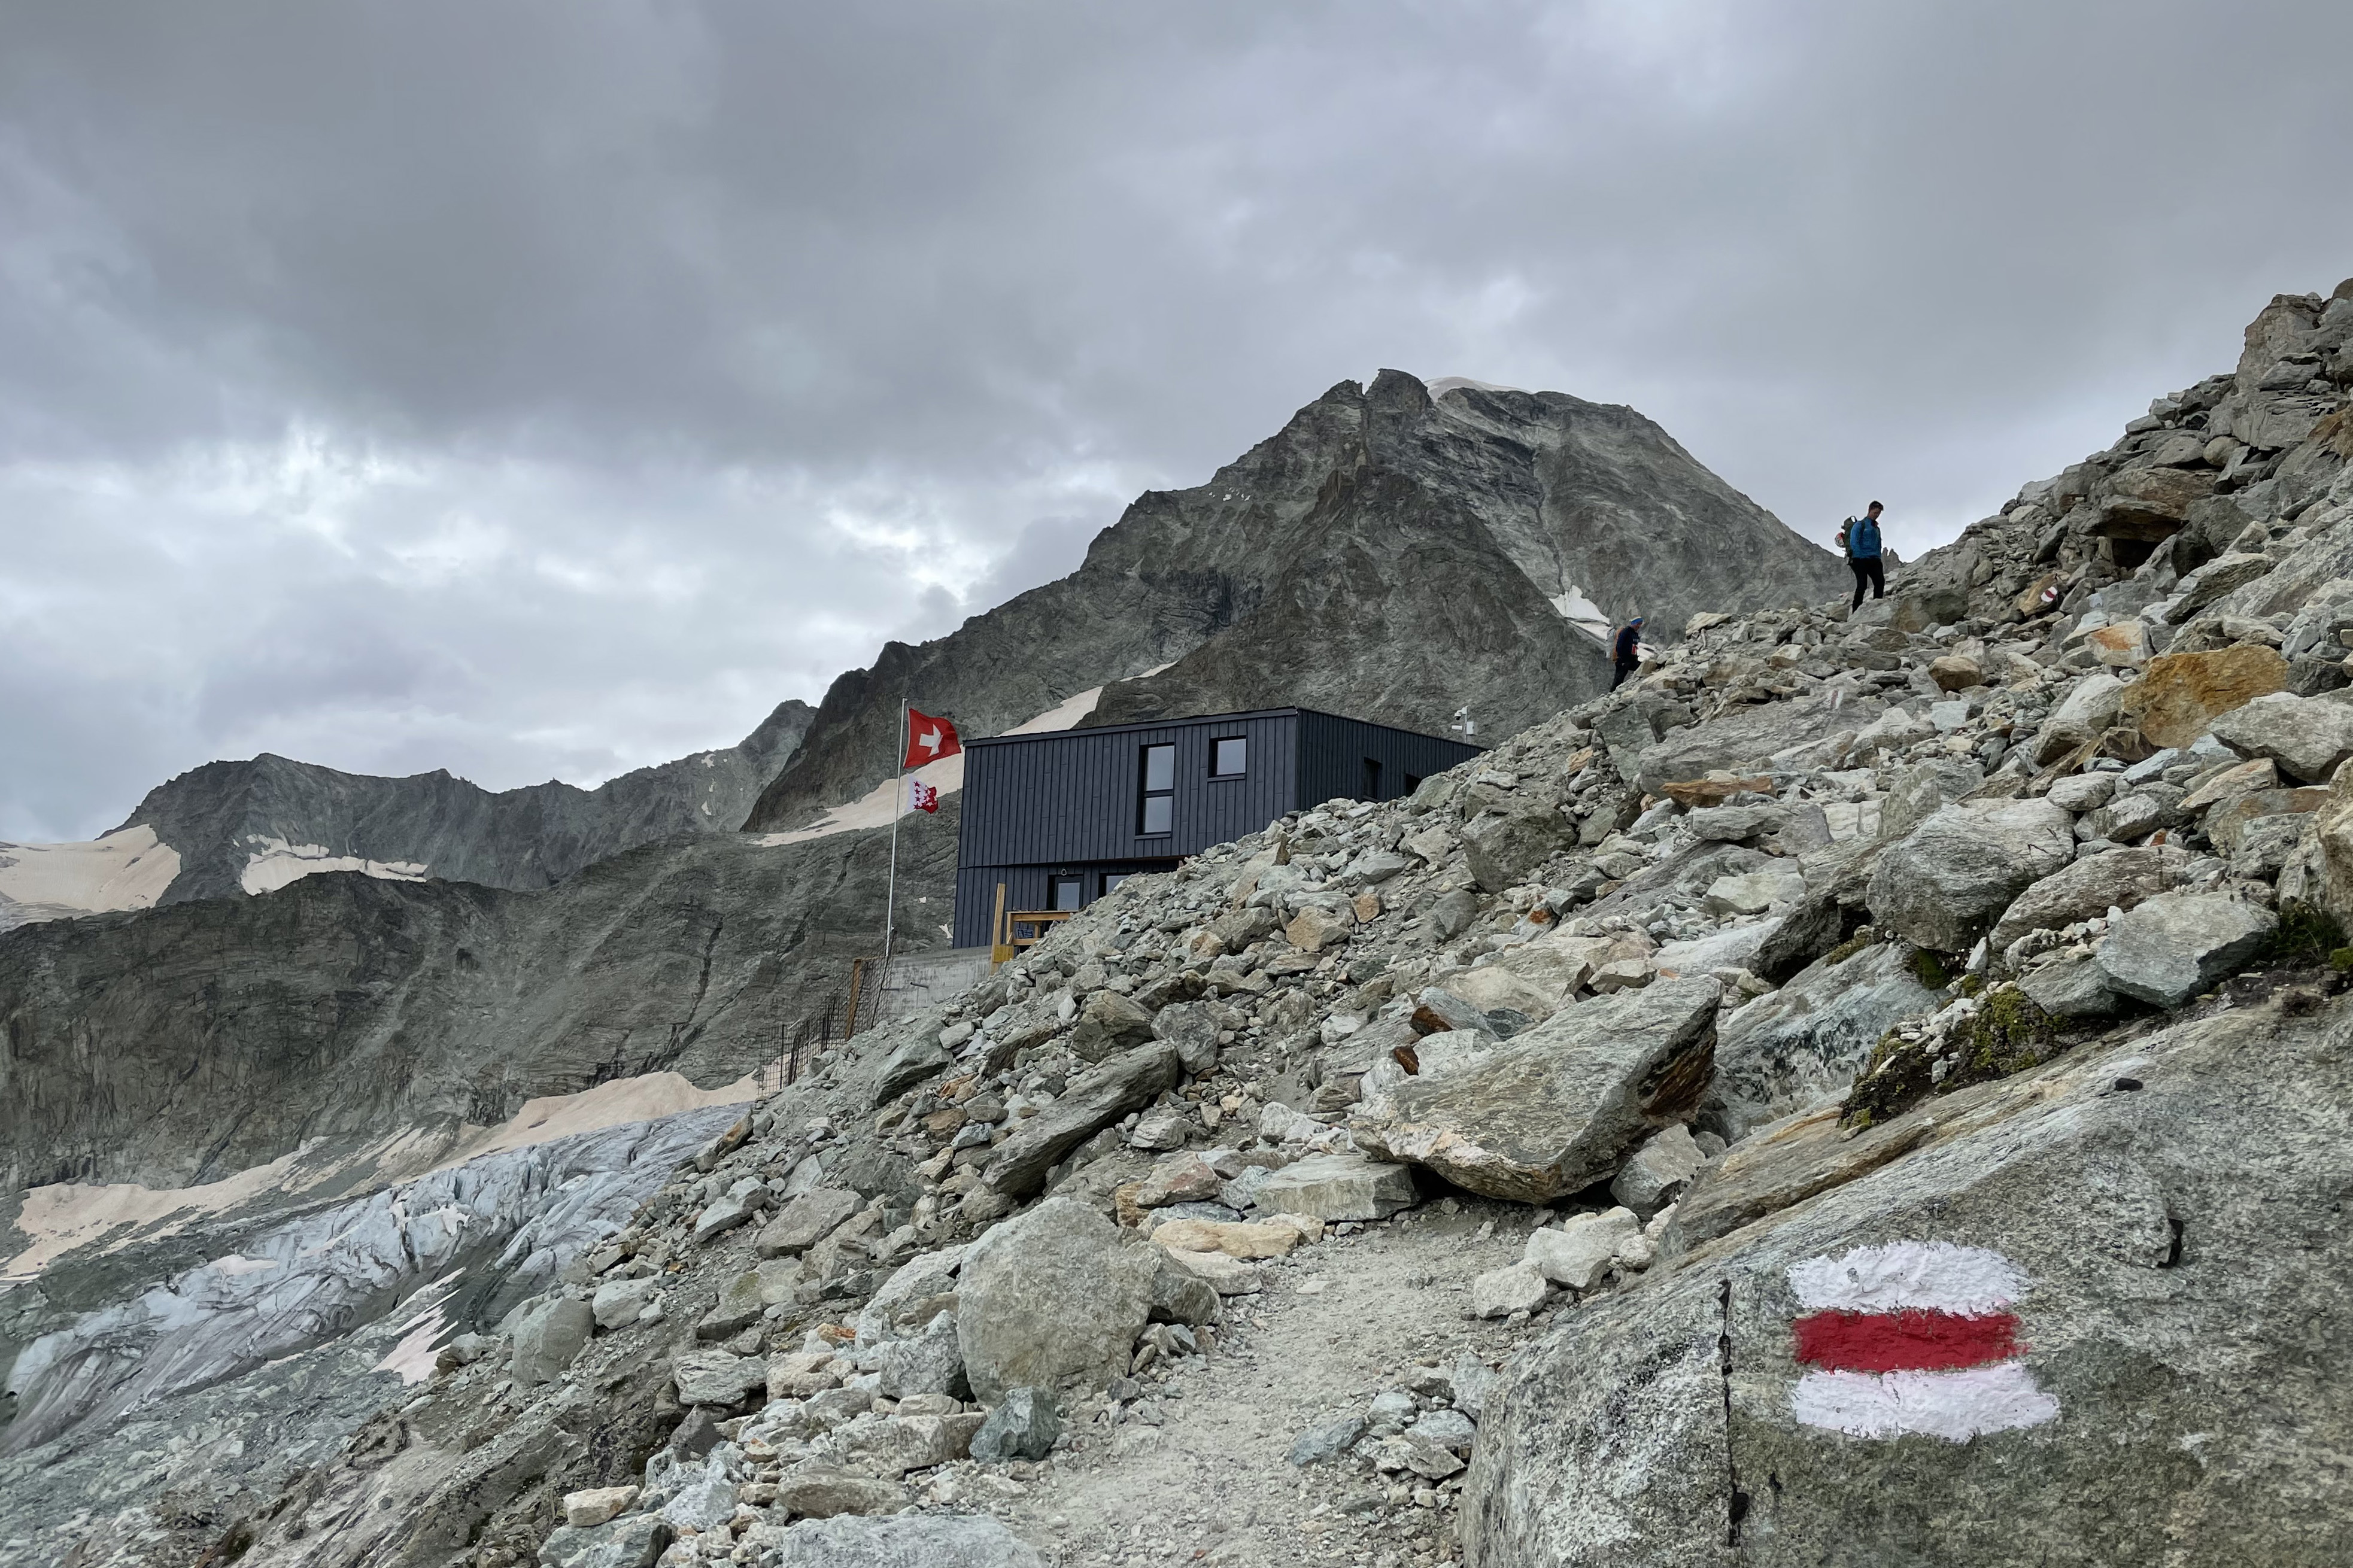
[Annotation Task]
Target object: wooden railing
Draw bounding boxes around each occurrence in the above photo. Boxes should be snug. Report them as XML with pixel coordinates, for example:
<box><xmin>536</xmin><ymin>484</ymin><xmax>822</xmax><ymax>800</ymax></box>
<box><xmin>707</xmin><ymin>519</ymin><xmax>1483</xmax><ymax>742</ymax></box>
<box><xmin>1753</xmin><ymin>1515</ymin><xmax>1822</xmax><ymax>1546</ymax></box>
<box><xmin>989</xmin><ymin>882</ymin><xmax>1073</xmax><ymax>963</ymax></box>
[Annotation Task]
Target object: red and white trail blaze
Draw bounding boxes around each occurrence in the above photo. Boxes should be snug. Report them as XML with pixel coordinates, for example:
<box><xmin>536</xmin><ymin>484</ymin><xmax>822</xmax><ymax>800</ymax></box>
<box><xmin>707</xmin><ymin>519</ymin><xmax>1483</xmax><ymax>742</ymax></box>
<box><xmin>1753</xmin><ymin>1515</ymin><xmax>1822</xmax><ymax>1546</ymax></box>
<box><xmin>1785</xmin><ymin>1241</ymin><xmax>2060</xmax><ymax>1441</ymax></box>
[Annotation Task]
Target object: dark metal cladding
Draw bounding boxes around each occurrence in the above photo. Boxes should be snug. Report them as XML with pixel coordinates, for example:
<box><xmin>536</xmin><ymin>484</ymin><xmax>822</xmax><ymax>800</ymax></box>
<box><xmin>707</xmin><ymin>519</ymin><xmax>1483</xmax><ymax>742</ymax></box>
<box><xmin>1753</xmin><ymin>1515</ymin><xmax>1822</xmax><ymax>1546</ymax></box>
<box><xmin>951</xmin><ymin>706</ymin><xmax>1478</xmax><ymax>946</ymax></box>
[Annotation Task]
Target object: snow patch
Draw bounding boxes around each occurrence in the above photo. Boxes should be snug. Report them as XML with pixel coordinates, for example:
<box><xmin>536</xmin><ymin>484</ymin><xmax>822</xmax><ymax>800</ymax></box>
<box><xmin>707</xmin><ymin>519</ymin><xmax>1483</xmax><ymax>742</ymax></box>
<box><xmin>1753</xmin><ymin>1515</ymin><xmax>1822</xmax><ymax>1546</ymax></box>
<box><xmin>239</xmin><ymin>838</ymin><xmax>432</xmax><ymax>896</ymax></box>
<box><xmin>0</xmin><ymin>824</ymin><xmax>181</xmax><ymax>929</ymax></box>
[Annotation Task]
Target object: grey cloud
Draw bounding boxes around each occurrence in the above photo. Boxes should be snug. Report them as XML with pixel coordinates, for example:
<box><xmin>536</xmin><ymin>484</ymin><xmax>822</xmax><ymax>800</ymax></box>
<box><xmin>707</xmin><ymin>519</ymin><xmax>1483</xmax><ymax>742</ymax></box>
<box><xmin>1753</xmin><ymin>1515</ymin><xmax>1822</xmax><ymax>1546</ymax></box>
<box><xmin>5</xmin><ymin>1</ymin><xmax>2352</xmax><ymax>836</ymax></box>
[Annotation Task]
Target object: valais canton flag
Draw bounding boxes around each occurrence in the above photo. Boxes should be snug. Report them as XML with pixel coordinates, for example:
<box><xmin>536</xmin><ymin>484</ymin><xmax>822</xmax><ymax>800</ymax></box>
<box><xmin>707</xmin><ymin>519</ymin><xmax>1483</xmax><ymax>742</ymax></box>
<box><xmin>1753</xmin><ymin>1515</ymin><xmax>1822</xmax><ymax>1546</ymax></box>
<box><xmin>1787</xmin><ymin>1241</ymin><xmax>2059</xmax><ymax>1442</ymax></box>
<box><xmin>909</xmin><ymin>779</ymin><xmax>940</xmax><ymax>813</ymax></box>
<box><xmin>904</xmin><ymin>708</ymin><xmax>961</xmax><ymax>769</ymax></box>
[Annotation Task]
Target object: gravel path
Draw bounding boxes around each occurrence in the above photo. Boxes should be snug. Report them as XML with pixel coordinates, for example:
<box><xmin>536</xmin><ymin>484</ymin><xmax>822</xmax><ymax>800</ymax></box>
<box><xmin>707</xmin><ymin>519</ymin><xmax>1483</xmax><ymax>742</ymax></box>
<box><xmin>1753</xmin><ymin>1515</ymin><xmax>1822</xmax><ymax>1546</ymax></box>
<box><xmin>990</xmin><ymin>1198</ymin><xmax>1547</xmax><ymax>1568</ymax></box>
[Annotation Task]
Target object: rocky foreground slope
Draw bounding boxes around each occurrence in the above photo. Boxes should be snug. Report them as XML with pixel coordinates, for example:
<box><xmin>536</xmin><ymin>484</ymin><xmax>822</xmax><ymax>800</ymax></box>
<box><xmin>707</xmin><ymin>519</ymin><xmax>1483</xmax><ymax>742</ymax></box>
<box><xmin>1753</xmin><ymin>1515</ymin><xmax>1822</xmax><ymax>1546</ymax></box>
<box><xmin>12</xmin><ymin>283</ymin><xmax>2353</xmax><ymax>1567</ymax></box>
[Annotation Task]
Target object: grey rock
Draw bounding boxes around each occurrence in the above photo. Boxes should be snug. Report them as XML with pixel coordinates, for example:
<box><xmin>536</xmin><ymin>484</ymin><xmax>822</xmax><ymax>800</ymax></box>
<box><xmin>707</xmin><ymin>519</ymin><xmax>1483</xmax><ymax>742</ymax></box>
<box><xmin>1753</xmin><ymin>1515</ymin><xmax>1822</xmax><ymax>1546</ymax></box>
<box><xmin>853</xmin><ymin>1242</ymin><xmax>966</xmax><ymax>1347</ymax></box>
<box><xmin>756</xmin><ymin>1189</ymin><xmax>863</xmax><ymax>1259</ymax></box>
<box><xmin>695</xmin><ymin>1269</ymin><xmax>767</xmax><ymax>1341</ymax></box>
<box><xmin>539</xmin><ymin>1512</ymin><xmax>672</xmax><ymax>1568</ymax></box>
<box><xmin>1524</xmin><ymin>1208</ymin><xmax>1642</xmax><ymax>1290</ymax></box>
<box><xmin>1702</xmin><ymin>866</ymin><xmax>1805</xmax><ymax>917</ymax></box>
<box><xmin>511</xmin><ymin>1297</ymin><xmax>594</xmax><ymax>1386</ymax></box>
<box><xmin>1877</xmin><ymin>759</ymin><xmax>1986</xmax><ymax>843</ymax></box>
<box><xmin>1470</xmin><ymin>1262</ymin><xmax>1550</xmax><ymax>1318</ymax></box>
<box><xmin>1450</xmin><ymin>1353</ymin><xmax>1498</xmax><ymax>1422</ymax></box>
<box><xmin>2047</xmin><ymin>772</ymin><xmax>2119</xmax><ymax>813</ymax></box>
<box><xmin>1251</xmin><ymin>1153</ymin><xmax>1419</xmax><ymax>1221</ymax></box>
<box><xmin>1352</xmin><ymin>977</ymin><xmax>1722</xmax><ymax>1203</ymax></box>
<box><xmin>767</xmin><ymin>1515</ymin><xmax>1043</xmax><ymax>1567</ymax></box>
<box><xmin>1708</xmin><ymin>942</ymin><xmax>1942</xmax><ymax>1141</ymax></box>
<box><xmin>2095</xmin><ymin>889</ymin><xmax>2277</xmax><ymax>1007</ymax></box>
<box><xmin>659</xmin><ymin>1463</ymin><xmax>738</xmax><ymax>1531</ymax></box>
<box><xmin>1410</xmin><ymin>1407</ymin><xmax>1480</xmax><ymax>1453</ymax></box>
<box><xmin>870</xmin><ymin>1308</ymin><xmax>969</xmax><ymax>1400</ymax></box>
<box><xmin>670</xmin><ymin>1348</ymin><xmax>767</xmax><ymax>1408</ymax></box>
<box><xmin>1988</xmin><ymin>846</ymin><xmax>2179</xmax><ymax>952</ymax></box>
<box><xmin>1290</xmin><ymin>1413</ymin><xmax>1370</xmax><ymax>1466</ymax></box>
<box><xmin>690</xmin><ymin>1193</ymin><xmax>754</xmax><ymax>1244</ymax></box>
<box><xmin>1867</xmin><ymin>797</ymin><xmax>2075</xmax><ymax>950</ymax></box>
<box><xmin>984</xmin><ymin>1042</ymin><xmax>1183</xmax><ymax>1198</ymax></box>
<box><xmin>867</xmin><ymin>1029</ymin><xmax>953</xmax><ymax>1107</ymax></box>
<box><xmin>770</xmin><ymin>1467</ymin><xmax>905</xmax><ymax>1522</ymax></box>
<box><xmin>1609</xmin><ymin>1125</ymin><xmax>1710</xmax><ymax>1219</ymax></box>
<box><xmin>955</xmin><ymin>1197</ymin><xmax>1157</xmax><ymax>1403</ymax></box>
<box><xmin>1068</xmin><ymin>988</ymin><xmax>1156</xmax><ymax>1063</ymax></box>
<box><xmin>1461</xmin><ymin>993</ymin><xmax>2353</xmax><ymax>1567</ymax></box>
<box><xmin>2209</xmin><ymin>690</ymin><xmax>2353</xmax><ymax>783</ymax></box>
<box><xmin>1150</xmin><ymin>1001</ymin><xmax>1222</xmax><ymax>1074</ymax></box>
<box><xmin>2033</xmin><ymin>671</ymin><xmax>2129</xmax><ymax>764</ymax></box>
<box><xmin>1464</xmin><ymin>808</ymin><xmax>1575</xmax><ymax>894</ymax></box>
<box><xmin>1149</xmin><ymin>1259</ymin><xmax>1224</xmax><ymax>1326</ymax></box>
<box><xmin>969</xmin><ymin>1387</ymin><xmax>1064</xmax><ymax>1463</ymax></box>
<box><xmin>1429</xmin><ymin>887</ymin><xmax>1483</xmax><ymax>940</ymax></box>
<box><xmin>591</xmin><ymin>1275</ymin><xmax>660</xmax><ymax>1332</ymax></box>
<box><xmin>2018</xmin><ymin>953</ymin><xmax>2121</xmax><ymax>1020</ymax></box>
<box><xmin>1686</xmin><ymin>804</ymin><xmax>1781</xmax><ymax>842</ymax></box>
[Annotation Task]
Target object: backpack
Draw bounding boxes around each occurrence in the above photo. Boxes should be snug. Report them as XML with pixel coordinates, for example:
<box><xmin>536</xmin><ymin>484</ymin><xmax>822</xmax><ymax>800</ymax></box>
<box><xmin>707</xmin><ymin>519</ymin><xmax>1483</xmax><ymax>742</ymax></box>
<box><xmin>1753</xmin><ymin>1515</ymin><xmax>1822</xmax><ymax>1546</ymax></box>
<box><xmin>1845</xmin><ymin>514</ymin><xmax>1881</xmax><ymax>558</ymax></box>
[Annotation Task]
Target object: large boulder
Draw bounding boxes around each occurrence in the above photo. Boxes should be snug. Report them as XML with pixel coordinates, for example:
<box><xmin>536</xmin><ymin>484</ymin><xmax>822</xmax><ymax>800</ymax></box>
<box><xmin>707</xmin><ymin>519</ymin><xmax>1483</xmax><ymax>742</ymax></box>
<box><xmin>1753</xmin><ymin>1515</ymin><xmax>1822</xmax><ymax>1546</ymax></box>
<box><xmin>510</xmin><ymin>1297</ymin><xmax>594</xmax><ymax>1386</ymax></box>
<box><xmin>766</xmin><ymin>1515</ymin><xmax>1043</xmax><ymax>1567</ymax></box>
<box><xmin>2094</xmin><ymin>890</ymin><xmax>2276</xmax><ymax>1007</ymax></box>
<box><xmin>1707</xmin><ymin>942</ymin><xmax>1943</xmax><ymax>1141</ymax></box>
<box><xmin>1866</xmin><ymin>798</ymin><xmax>2075</xmax><ymax>952</ymax></box>
<box><xmin>1067</xmin><ymin>989</ymin><xmax>1156</xmax><ymax>1063</ymax></box>
<box><xmin>2208</xmin><ymin>691</ymin><xmax>2353</xmax><ymax>783</ymax></box>
<box><xmin>1463</xmin><ymin>807</ymin><xmax>1575</xmax><ymax>894</ymax></box>
<box><xmin>866</xmin><ymin>1028</ymin><xmax>952</xmax><ymax>1107</ymax></box>
<box><xmin>757</xmin><ymin>1189</ymin><xmax>863</xmax><ymax>1259</ymax></box>
<box><xmin>2096</xmin><ymin>464</ymin><xmax>2214</xmax><ymax>538</ymax></box>
<box><xmin>1351</xmin><ymin>977</ymin><xmax>1721</xmax><ymax>1203</ymax></box>
<box><xmin>983</xmin><ymin>1041</ymin><xmax>1182</xmax><ymax>1198</ymax></box>
<box><xmin>2120</xmin><ymin>646</ymin><xmax>2287</xmax><ymax>750</ymax></box>
<box><xmin>1460</xmin><ymin>993</ymin><xmax>2353</xmax><ymax>1566</ymax></box>
<box><xmin>1986</xmin><ymin>846</ymin><xmax>2183</xmax><ymax>953</ymax></box>
<box><xmin>955</xmin><ymin>1197</ymin><xmax>1156</xmax><ymax>1402</ymax></box>
<box><xmin>2032</xmin><ymin>673</ymin><xmax>2129</xmax><ymax>765</ymax></box>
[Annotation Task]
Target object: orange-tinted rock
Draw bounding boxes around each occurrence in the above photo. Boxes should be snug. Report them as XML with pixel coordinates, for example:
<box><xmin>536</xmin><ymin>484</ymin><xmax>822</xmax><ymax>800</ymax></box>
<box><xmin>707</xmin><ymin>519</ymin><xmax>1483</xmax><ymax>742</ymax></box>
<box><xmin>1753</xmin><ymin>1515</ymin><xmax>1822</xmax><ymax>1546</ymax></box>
<box><xmin>2119</xmin><ymin>646</ymin><xmax>2287</xmax><ymax>750</ymax></box>
<box><xmin>1660</xmin><ymin>776</ymin><xmax>1772</xmax><ymax>809</ymax></box>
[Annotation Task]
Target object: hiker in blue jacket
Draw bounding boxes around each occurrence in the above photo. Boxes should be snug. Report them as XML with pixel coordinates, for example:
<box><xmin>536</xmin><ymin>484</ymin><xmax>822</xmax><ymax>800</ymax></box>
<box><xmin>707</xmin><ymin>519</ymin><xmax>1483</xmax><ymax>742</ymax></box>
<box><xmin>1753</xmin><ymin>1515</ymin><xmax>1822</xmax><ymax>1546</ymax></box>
<box><xmin>1839</xmin><ymin>501</ymin><xmax>1886</xmax><ymax>610</ymax></box>
<box><xmin>1611</xmin><ymin>615</ymin><xmax>1644</xmax><ymax>688</ymax></box>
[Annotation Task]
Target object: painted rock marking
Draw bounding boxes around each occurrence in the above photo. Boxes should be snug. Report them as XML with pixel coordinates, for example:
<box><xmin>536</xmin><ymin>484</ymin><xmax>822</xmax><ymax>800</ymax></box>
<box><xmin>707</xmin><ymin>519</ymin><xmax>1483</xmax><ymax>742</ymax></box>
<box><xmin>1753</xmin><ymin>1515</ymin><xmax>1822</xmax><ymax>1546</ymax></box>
<box><xmin>1786</xmin><ymin>1241</ymin><xmax>2059</xmax><ymax>1441</ymax></box>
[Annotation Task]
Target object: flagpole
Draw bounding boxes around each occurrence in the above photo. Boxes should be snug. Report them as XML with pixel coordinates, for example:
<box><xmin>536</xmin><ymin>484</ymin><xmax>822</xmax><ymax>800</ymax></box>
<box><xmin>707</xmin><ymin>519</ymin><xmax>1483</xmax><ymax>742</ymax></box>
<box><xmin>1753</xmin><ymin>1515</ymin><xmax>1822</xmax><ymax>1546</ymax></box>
<box><xmin>881</xmin><ymin>695</ymin><xmax>906</xmax><ymax>997</ymax></box>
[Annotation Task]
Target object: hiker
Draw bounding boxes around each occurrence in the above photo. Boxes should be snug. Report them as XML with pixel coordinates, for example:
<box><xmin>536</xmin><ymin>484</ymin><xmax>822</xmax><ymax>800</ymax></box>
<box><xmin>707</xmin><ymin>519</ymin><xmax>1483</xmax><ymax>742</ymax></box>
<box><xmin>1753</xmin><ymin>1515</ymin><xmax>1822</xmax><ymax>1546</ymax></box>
<box><xmin>1611</xmin><ymin>615</ymin><xmax>1644</xmax><ymax>688</ymax></box>
<box><xmin>1839</xmin><ymin>502</ymin><xmax>1886</xmax><ymax>609</ymax></box>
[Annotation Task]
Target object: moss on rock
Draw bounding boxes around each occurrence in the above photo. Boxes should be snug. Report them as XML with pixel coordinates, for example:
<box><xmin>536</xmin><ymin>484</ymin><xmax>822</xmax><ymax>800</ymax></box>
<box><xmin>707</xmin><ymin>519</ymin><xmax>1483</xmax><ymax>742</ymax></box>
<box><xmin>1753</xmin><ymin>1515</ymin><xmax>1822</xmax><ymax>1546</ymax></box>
<box><xmin>1841</xmin><ymin>985</ymin><xmax>2063</xmax><ymax>1130</ymax></box>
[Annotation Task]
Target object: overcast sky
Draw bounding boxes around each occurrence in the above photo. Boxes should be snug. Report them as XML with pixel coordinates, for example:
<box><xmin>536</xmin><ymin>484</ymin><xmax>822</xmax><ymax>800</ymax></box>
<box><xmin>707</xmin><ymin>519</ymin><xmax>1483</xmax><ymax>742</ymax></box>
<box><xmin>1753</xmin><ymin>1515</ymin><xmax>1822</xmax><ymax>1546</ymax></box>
<box><xmin>6</xmin><ymin>2</ymin><xmax>2352</xmax><ymax>839</ymax></box>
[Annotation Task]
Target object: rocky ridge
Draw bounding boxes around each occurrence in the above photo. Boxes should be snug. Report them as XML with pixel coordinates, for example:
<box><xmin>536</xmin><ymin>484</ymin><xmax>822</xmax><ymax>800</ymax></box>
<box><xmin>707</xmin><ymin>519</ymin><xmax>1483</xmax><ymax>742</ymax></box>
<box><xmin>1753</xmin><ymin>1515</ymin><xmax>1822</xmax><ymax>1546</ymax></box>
<box><xmin>13</xmin><ymin>282</ymin><xmax>2353</xmax><ymax>1565</ymax></box>
<box><xmin>116</xmin><ymin>700</ymin><xmax>817</xmax><ymax>907</ymax></box>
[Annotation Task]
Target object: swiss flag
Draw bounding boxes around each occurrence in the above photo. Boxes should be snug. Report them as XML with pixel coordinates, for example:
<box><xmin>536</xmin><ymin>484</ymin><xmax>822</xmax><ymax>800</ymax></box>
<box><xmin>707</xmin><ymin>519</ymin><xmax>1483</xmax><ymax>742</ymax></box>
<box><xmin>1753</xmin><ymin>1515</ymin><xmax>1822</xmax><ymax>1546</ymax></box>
<box><xmin>904</xmin><ymin>708</ymin><xmax>961</xmax><ymax>768</ymax></box>
<box><xmin>910</xmin><ymin>779</ymin><xmax>940</xmax><ymax>813</ymax></box>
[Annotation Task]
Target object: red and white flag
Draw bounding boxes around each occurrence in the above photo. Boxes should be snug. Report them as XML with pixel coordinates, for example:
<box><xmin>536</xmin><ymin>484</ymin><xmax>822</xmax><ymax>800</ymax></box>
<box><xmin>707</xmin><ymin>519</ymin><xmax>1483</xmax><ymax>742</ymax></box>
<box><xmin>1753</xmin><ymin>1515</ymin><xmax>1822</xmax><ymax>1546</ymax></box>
<box><xmin>904</xmin><ymin>707</ymin><xmax>961</xmax><ymax>768</ymax></box>
<box><xmin>909</xmin><ymin>779</ymin><xmax>940</xmax><ymax>813</ymax></box>
<box><xmin>1786</xmin><ymin>1241</ymin><xmax>2059</xmax><ymax>1442</ymax></box>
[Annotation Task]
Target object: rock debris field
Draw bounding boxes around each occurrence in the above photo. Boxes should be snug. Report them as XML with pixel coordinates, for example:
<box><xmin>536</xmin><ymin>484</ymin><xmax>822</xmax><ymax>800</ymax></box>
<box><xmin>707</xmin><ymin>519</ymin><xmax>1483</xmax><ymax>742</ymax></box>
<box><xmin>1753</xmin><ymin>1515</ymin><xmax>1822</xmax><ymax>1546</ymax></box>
<box><xmin>16</xmin><ymin>279</ymin><xmax>2353</xmax><ymax>1568</ymax></box>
